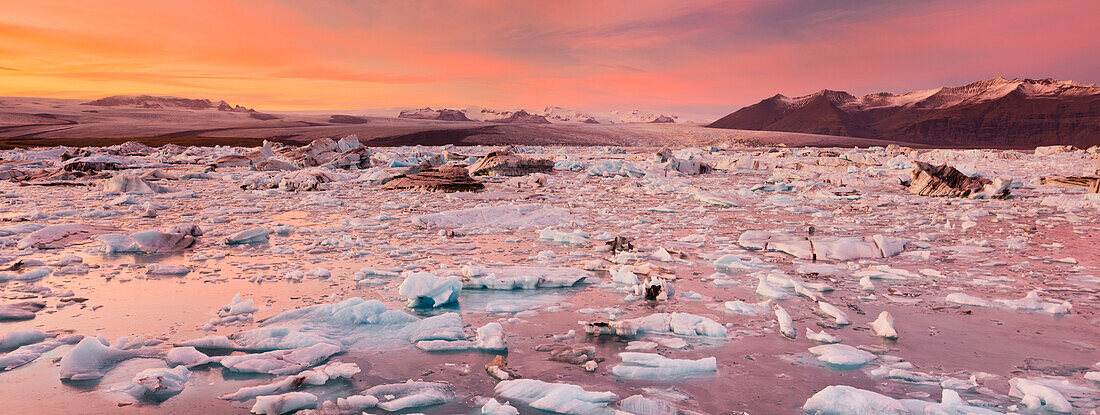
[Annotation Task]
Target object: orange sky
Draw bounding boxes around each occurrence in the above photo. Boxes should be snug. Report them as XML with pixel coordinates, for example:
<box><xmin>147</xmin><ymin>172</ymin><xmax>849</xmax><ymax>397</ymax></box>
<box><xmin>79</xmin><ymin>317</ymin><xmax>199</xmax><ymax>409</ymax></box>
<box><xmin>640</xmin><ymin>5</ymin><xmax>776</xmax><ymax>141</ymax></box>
<box><xmin>1</xmin><ymin>0</ymin><xmax>1097</xmax><ymax>117</ymax></box>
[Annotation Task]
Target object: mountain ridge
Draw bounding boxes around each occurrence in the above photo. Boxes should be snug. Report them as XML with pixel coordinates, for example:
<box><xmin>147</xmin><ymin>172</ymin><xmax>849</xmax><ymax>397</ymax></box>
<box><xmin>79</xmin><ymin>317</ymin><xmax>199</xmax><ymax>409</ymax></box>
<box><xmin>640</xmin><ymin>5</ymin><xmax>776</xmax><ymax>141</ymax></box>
<box><xmin>709</xmin><ymin>77</ymin><xmax>1100</xmax><ymax>147</ymax></box>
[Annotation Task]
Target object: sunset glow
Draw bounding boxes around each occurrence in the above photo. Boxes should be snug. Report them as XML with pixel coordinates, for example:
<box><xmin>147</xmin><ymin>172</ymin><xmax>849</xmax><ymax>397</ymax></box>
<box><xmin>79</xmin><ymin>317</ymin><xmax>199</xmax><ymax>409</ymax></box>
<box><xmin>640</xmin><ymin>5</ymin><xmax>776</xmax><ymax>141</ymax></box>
<box><xmin>1</xmin><ymin>0</ymin><xmax>1097</xmax><ymax>116</ymax></box>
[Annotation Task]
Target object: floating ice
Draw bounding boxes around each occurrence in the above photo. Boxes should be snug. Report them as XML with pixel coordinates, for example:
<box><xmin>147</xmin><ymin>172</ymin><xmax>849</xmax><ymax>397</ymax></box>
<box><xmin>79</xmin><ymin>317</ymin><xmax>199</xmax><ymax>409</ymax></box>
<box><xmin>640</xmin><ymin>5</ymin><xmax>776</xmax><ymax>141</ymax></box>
<box><xmin>412</xmin><ymin>204</ymin><xmax>575</xmax><ymax>233</ymax></box>
<box><xmin>251</xmin><ymin>392</ymin><xmax>318</xmax><ymax>415</ymax></box>
<box><xmin>714</xmin><ymin>254</ymin><xmax>774</xmax><ymax>272</ymax></box>
<box><xmin>361</xmin><ymin>381</ymin><xmax>455</xmax><ymax>412</ymax></box>
<box><xmin>146</xmin><ymin>264</ymin><xmax>190</xmax><ymax>275</ymax></box>
<box><xmin>103</xmin><ymin>174</ymin><xmax>171</xmax><ymax>194</ymax></box>
<box><xmin>113</xmin><ymin>366</ymin><xmax>191</xmax><ymax>401</ymax></box>
<box><xmin>802</xmin><ymin>385</ymin><xmax>1000</xmax><ymax>414</ymax></box>
<box><xmin>481</xmin><ymin>398</ymin><xmax>520</xmax><ymax>415</ymax></box>
<box><xmin>538</xmin><ymin>228</ymin><xmax>590</xmax><ymax>245</ymax></box>
<box><xmin>0</xmin><ymin>329</ymin><xmax>47</xmax><ymax>352</ymax></box>
<box><xmin>611</xmin><ymin>352</ymin><xmax>717</xmax><ymax>379</ymax></box>
<box><xmin>182</xmin><ymin>298</ymin><xmax>467</xmax><ymax>351</ymax></box>
<box><xmin>0</xmin><ymin>266</ymin><xmax>51</xmax><ymax>282</ymax></box>
<box><xmin>398</xmin><ymin>272</ymin><xmax>461</xmax><ymax>308</ymax></box>
<box><xmin>226</xmin><ymin>227</ymin><xmax>271</xmax><ymax>245</ymax></box>
<box><xmin>817</xmin><ymin>302</ymin><xmax>851</xmax><ymax>325</ymax></box>
<box><xmin>772</xmin><ymin>304</ymin><xmax>797</xmax><ymax>340</ymax></box>
<box><xmin>808</xmin><ymin>344</ymin><xmax>876</xmax><ymax>368</ymax></box>
<box><xmin>1</xmin><ymin>334</ymin><xmax>82</xmax><ymax>371</ymax></box>
<box><xmin>870</xmin><ymin>311</ymin><xmax>898</xmax><ymax>339</ymax></box>
<box><xmin>59</xmin><ymin>336</ymin><xmax>162</xmax><ymax>380</ymax></box>
<box><xmin>738</xmin><ymin>230</ymin><xmax>906</xmax><ymax>261</ymax></box>
<box><xmin>221</xmin><ymin>362</ymin><xmax>359</xmax><ymax>401</ymax></box>
<box><xmin>806</xmin><ymin>329</ymin><xmax>840</xmax><ymax>344</ymax></box>
<box><xmin>219</xmin><ymin>343</ymin><xmax>341</xmax><ymax>375</ymax></box>
<box><xmin>495</xmin><ymin>379</ymin><xmax>616</xmax><ymax>415</ymax></box>
<box><xmin>1008</xmin><ymin>378</ymin><xmax>1073</xmax><ymax>413</ymax></box>
<box><xmin>724</xmin><ymin>300</ymin><xmax>770</xmax><ymax>315</ymax></box>
<box><xmin>462</xmin><ymin>266</ymin><xmax>591</xmax><ymax>289</ymax></box>
<box><xmin>599</xmin><ymin>312</ymin><xmax>727</xmax><ymax>338</ymax></box>
<box><xmin>165</xmin><ymin>347</ymin><xmax>213</xmax><ymax>368</ymax></box>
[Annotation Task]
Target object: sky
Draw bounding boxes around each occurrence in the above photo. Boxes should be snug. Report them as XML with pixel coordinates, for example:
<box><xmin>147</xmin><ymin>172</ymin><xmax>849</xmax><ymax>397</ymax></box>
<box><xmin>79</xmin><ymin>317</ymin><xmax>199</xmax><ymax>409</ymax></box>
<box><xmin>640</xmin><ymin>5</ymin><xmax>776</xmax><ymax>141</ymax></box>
<box><xmin>1</xmin><ymin>0</ymin><xmax>1097</xmax><ymax>119</ymax></box>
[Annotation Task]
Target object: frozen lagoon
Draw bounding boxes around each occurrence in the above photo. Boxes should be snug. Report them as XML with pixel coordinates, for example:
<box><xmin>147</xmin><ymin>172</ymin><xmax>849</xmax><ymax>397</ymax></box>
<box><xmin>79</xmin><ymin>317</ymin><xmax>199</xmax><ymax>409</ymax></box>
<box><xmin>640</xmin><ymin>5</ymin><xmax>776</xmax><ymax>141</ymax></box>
<box><xmin>0</xmin><ymin>141</ymin><xmax>1098</xmax><ymax>414</ymax></box>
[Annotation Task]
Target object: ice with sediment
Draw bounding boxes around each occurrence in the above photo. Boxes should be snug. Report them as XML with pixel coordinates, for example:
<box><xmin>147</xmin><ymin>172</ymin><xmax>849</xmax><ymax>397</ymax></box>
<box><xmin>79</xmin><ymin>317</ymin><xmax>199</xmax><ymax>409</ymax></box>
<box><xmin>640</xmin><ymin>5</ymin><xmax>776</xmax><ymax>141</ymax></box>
<box><xmin>0</xmin><ymin>266</ymin><xmax>51</xmax><ymax>282</ymax></box>
<box><xmin>221</xmin><ymin>362</ymin><xmax>359</xmax><ymax>401</ymax></box>
<box><xmin>361</xmin><ymin>381</ymin><xmax>455</xmax><ymax>411</ymax></box>
<box><xmin>251</xmin><ymin>392</ymin><xmax>319</xmax><ymax>415</ymax></box>
<box><xmin>611</xmin><ymin>352</ymin><xmax>717</xmax><ymax>379</ymax></box>
<box><xmin>411</xmin><ymin>204</ymin><xmax>576</xmax><ymax>233</ymax></box>
<box><xmin>738</xmin><ymin>230</ymin><xmax>906</xmax><ymax>261</ymax></box>
<box><xmin>112</xmin><ymin>366</ymin><xmax>191</xmax><ymax>401</ymax></box>
<box><xmin>398</xmin><ymin>272</ymin><xmax>461</xmax><ymax>307</ymax></box>
<box><xmin>802</xmin><ymin>385</ymin><xmax>1001</xmax><ymax>414</ymax></box>
<box><xmin>495</xmin><ymin>379</ymin><xmax>617</xmax><ymax>415</ymax></box>
<box><xmin>59</xmin><ymin>336</ymin><xmax>163</xmax><ymax>380</ymax></box>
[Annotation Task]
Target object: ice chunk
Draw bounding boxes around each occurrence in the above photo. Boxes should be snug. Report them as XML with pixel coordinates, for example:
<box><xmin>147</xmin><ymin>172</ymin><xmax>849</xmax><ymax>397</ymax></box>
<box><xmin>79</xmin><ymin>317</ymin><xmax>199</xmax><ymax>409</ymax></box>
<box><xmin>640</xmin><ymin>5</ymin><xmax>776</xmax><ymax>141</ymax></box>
<box><xmin>802</xmin><ymin>385</ymin><xmax>1000</xmax><ymax>414</ymax></box>
<box><xmin>59</xmin><ymin>336</ymin><xmax>162</xmax><ymax>380</ymax></box>
<box><xmin>808</xmin><ymin>344</ymin><xmax>876</xmax><ymax>368</ymax></box>
<box><xmin>165</xmin><ymin>347</ymin><xmax>213</xmax><ymax>368</ymax></box>
<box><xmin>817</xmin><ymin>302</ymin><xmax>850</xmax><ymax>325</ymax></box>
<box><xmin>146</xmin><ymin>264</ymin><xmax>190</xmax><ymax>275</ymax></box>
<box><xmin>412</xmin><ymin>204</ymin><xmax>575</xmax><ymax>232</ymax></box>
<box><xmin>398</xmin><ymin>272</ymin><xmax>461</xmax><ymax>308</ymax></box>
<box><xmin>599</xmin><ymin>313</ymin><xmax>726</xmax><ymax>338</ymax></box>
<box><xmin>870</xmin><ymin>311</ymin><xmax>898</xmax><ymax>339</ymax></box>
<box><xmin>188</xmin><ymin>298</ymin><xmax>467</xmax><ymax>351</ymax></box>
<box><xmin>945</xmin><ymin>293</ymin><xmax>992</xmax><ymax>307</ymax></box>
<box><xmin>993</xmin><ymin>290</ymin><xmax>1072</xmax><ymax>315</ymax></box>
<box><xmin>0</xmin><ymin>266</ymin><xmax>51</xmax><ymax>282</ymax></box>
<box><xmin>774</xmin><ymin>305</ymin><xmax>796</xmax><ymax>339</ymax></box>
<box><xmin>0</xmin><ymin>334</ymin><xmax>82</xmax><ymax>371</ymax></box>
<box><xmin>0</xmin><ymin>329</ymin><xmax>47</xmax><ymax>352</ymax></box>
<box><xmin>462</xmin><ymin>266</ymin><xmax>591</xmax><ymax>289</ymax></box>
<box><xmin>714</xmin><ymin>254</ymin><xmax>774</xmax><ymax>272</ymax></box>
<box><xmin>226</xmin><ymin>227</ymin><xmax>271</xmax><ymax>245</ymax></box>
<box><xmin>481</xmin><ymin>398</ymin><xmax>520</xmax><ymax>415</ymax></box>
<box><xmin>538</xmin><ymin>228</ymin><xmax>590</xmax><ymax>245</ymax></box>
<box><xmin>474</xmin><ymin>322</ymin><xmax>507</xmax><ymax>352</ymax></box>
<box><xmin>361</xmin><ymin>381</ymin><xmax>455</xmax><ymax>411</ymax></box>
<box><xmin>113</xmin><ymin>366</ymin><xmax>191</xmax><ymax>401</ymax></box>
<box><xmin>806</xmin><ymin>329</ymin><xmax>840</xmax><ymax>344</ymax></box>
<box><xmin>103</xmin><ymin>174</ymin><xmax>171</xmax><ymax>194</ymax></box>
<box><xmin>221</xmin><ymin>362</ymin><xmax>359</xmax><ymax>401</ymax></box>
<box><xmin>251</xmin><ymin>392</ymin><xmax>318</xmax><ymax>415</ymax></box>
<box><xmin>220</xmin><ymin>343</ymin><xmax>341</xmax><ymax>375</ymax></box>
<box><xmin>495</xmin><ymin>379</ymin><xmax>616</xmax><ymax>415</ymax></box>
<box><xmin>0</xmin><ymin>301</ymin><xmax>46</xmax><ymax>321</ymax></box>
<box><xmin>724</xmin><ymin>300</ymin><xmax>770</xmax><ymax>315</ymax></box>
<box><xmin>611</xmin><ymin>352</ymin><xmax>717</xmax><ymax>379</ymax></box>
<box><xmin>1008</xmin><ymin>378</ymin><xmax>1073</xmax><ymax>413</ymax></box>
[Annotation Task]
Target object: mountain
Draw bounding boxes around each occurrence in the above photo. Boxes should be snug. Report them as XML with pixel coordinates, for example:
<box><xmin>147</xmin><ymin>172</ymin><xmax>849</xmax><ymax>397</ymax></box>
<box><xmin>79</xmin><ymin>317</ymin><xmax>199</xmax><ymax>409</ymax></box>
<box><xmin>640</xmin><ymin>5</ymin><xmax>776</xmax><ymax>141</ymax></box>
<box><xmin>397</xmin><ymin>107</ymin><xmax>472</xmax><ymax>121</ymax></box>
<box><xmin>708</xmin><ymin>78</ymin><xmax>1100</xmax><ymax>147</ymax></box>
<box><xmin>84</xmin><ymin>95</ymin><xmax>259</xmax><ymax>113</ymax></box>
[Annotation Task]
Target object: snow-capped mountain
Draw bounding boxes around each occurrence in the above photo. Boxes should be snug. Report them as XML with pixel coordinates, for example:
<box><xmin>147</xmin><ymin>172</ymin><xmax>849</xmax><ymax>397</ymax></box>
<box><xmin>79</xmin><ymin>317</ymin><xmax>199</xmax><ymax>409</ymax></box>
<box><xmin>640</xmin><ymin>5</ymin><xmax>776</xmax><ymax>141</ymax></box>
<box><xmin>708</xmin><ymin>78</ymin><xmax>1100</xmax><ymax>147</ymax></box>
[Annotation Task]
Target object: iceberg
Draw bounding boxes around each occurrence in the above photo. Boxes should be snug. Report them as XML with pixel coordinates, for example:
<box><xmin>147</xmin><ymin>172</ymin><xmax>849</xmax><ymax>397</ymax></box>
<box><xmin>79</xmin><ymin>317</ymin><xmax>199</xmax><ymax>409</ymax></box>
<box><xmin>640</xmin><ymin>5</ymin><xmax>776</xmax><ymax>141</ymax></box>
<box><xmin>611</xmin><ymin>352</ymin><xmax>717</xmax><ymax>379</ymax></box>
